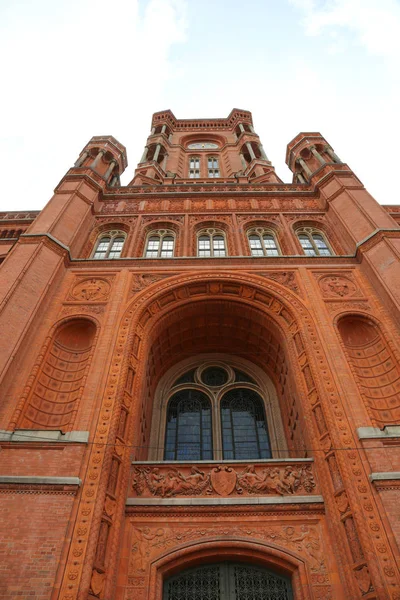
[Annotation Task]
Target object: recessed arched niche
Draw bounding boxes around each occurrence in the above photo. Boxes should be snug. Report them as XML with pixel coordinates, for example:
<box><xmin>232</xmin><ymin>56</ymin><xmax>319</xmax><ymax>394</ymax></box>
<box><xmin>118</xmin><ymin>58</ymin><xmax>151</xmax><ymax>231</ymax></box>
<box><xmin>337</xmin><ymin>315</ymin><xmax>400</xmax><ymax>426</ymax></box>
<box><xmin>18</xmin><ymin>319</ymin><xmax>97</xmax><ymax>431</ymax></box>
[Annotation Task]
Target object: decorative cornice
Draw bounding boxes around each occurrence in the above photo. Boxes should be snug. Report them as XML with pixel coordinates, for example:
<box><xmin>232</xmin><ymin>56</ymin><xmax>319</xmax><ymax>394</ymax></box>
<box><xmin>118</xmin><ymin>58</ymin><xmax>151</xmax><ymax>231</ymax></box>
<box><xmin>0</xmin><ymin>429</ymin><xmax>89</xmax><ymax>443</ymax></box>
<box><xmin>126</xmin><ymin>495</ymin><xmax>324</xmax><ymax>506</ymax></box>
<box><xmin>357</xmin><ymin>426</ymin><xmax>400</xmax><ymax>440</ymax></box>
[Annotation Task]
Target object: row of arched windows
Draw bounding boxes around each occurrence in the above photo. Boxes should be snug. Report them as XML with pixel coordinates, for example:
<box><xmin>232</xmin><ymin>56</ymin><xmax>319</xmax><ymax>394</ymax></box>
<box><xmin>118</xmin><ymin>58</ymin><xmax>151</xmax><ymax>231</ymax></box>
<box><xmin>92</xmin><ymin>227</ymin><xmax>334</xmax><ymax>259</ymax></box>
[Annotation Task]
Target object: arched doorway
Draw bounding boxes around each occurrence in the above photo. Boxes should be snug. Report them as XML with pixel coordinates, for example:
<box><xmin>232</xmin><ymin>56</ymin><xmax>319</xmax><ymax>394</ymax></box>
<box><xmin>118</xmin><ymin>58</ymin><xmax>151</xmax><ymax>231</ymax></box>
<box><xmin>163</xmin><ymin>562</ymin><xmax>293</xmax><ymax>600</ymax></box>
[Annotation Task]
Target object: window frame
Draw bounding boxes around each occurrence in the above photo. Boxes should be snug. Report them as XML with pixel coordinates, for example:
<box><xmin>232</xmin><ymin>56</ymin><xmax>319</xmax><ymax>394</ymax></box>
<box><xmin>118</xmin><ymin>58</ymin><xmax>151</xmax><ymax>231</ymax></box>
<box><xmin>144</xmin><ymin>229</ymin><xmax>176</xmax><ymax>259</ymax></box>
<box><xmin>197</xmin><ymin>228</ymin><xmax>227</xmax><ymax>258</ymax></box>
<box><xmin>296</xmin><ymin>227</ymin><xmax>333</xmax><ymax>257</ymax></box>
<box><xmin>247</xmin><ymin>227</ymin><xmax>281</xmax><ymax>257</ymax></box>
<box><xmin>92</xmin><ymin>230</ymin><xmax>126</xmax><ymax>260</ymax></box>
<box><xmin>150</xmin><ymin>359</ymin><xmax>288</xmax><ymax>462</ymax></box>
<box><xmin>189</xmin><ymin>155</ymin><xmax>201</xmax><ymax>178</ymax></box>
<box><xmin>207</xmin><ymin>155</ymin><xmax>220</xmax><ymax>178</ymax></box>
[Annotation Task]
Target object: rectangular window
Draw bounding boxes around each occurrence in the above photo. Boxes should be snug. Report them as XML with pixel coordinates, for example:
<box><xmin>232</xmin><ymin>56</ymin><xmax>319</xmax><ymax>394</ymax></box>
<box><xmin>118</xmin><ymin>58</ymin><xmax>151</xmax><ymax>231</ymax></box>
<box><xmin>161</xmin><ymin>237</ymin><xmax>174</xmax><ymax>258</ymax></box>
<box><xmin>146</xmin><ymin>237</ymin><xmax>160</xmax><ymax>258</ymax></box>
<box><xmin>207</xmin><ymin>156</ymin><xmax>219</xmax><ymax>178</ymax></box>
<box><xmin>189</xmin><ymin>156</ymin><xmax>200</xmax><ymax>178</ymax></box>
<box><xmin>198</xmin><ymin>236</ymin><xmax>211</xmax><ymax>257</ymax></box>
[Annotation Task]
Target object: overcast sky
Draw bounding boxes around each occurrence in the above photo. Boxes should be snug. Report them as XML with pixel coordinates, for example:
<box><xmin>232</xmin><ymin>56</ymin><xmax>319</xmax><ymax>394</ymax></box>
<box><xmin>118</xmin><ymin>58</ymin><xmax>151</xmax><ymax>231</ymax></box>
<box><xmin>1</xmin><ymin>0</ymin><xmax>399</xmax><ymax>211</ymax></box>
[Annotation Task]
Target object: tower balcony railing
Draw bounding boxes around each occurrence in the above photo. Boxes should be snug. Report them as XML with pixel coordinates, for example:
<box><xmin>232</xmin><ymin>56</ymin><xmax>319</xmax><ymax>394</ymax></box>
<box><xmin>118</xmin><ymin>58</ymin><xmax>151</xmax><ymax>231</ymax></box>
<box><xmin>127</xmin><ymin>458</ymin><xmax>322</xmax><ymax>506</ymax></box>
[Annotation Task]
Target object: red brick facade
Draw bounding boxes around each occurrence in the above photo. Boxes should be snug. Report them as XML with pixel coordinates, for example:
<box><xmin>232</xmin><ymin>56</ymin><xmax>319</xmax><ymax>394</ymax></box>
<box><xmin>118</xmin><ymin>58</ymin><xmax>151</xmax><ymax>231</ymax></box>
<box><xmin>0</xmin><ymin>109</ymin><xmax>400</xmax><ymax>599</ymax></box>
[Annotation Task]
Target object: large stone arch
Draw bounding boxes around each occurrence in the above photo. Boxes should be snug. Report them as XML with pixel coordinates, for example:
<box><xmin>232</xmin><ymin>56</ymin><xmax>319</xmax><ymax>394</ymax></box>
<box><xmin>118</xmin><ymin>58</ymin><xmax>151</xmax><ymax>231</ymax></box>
<box><xmin>148</xmin><ymin>538</ymin><xmax>310</xmax><ymax>600</ymax></box>
<box><xmin>58</xmin><ymin>271</ymin><xmax>398</xmax><ymax>600</ymax></box>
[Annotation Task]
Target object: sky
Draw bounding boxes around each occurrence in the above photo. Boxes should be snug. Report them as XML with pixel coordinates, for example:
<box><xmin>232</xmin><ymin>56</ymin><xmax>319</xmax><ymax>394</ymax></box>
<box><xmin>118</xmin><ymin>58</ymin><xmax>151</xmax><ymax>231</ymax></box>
<box><xmin>0</xmin><ymin>0</ymin><xmax>399</xmax><ymax>211</ymax></box>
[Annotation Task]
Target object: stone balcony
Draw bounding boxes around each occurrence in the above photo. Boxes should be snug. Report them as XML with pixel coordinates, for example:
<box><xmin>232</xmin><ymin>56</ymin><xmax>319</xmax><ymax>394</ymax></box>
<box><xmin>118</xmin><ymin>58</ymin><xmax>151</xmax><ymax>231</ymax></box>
<box><xmin>127</xmin><ymin>459</ymin><xmax>323</xmax><ymax>507</ymax></box>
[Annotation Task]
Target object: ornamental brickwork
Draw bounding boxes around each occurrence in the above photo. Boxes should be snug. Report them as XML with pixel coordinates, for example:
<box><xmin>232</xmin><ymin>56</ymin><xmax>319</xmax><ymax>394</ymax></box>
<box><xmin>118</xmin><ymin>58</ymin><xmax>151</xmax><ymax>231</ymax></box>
<box><xmin>0</xmin><ymin>110</ymin><xmax>400</xmax><ymax>599</ymax></box>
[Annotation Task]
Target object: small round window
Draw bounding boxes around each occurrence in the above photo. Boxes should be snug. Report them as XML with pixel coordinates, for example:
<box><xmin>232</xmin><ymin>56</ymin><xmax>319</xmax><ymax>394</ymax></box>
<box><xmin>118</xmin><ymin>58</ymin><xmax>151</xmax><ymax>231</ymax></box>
<box><xmin>201</xmin><ymin>366</ymin><xmax>228</xmax><ymax>387</ymax></box>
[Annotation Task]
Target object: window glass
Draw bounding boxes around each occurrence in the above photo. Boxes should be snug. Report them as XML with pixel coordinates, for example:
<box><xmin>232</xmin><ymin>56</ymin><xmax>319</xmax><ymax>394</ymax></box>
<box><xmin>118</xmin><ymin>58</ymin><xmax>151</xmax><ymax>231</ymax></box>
<box><xmin>213</xmin><ymin>235</ymin><xmax>226</xmax><ymax>257</ymax></box>
<box><xmin>146</xmin><ymin>236</ymin><xmax>160</xmax><ymax>258</ymax></box>
<box><xmin>164</xmin><ymin>390</ymin><xmax>213</xmax><ymax>461</ymax></box>
<box><xmin>298</xmin><ymin>234</ymin><xmax>316</xmax><ymax>256</ymax></box>
<box><xmin>313</xmin><ymin>234</ymin><xmax>331</xmax><ymax>256</ymax></box>
<box><xmin>189</xmin><ymin>156</ymin><xmax>200</xmax><ymax>178</ymax></box>
<box><xmin>249</xmin><ymin>235</ymin><xmax>263</xmax><ymax>256</ymax></box>
<box><xmin>263</xmin><ymin>234</ymin><xmax>279</xmax><ymax>256</ymax></box>
<box><xmin>198</xmin><ymin>235</ymin><xmax>211</xmax><ymax>257</ymax></box>
<box><xmin>161</xmin><ymin>236</ymin><xmax>174</xmax><ymax>258</ymax></box>
<box><xmin>208</xmin><ymin>156</ymin><xmax>220</xmax><ymax>178</ymax></box>
<box><xmin>108</xmin><ymin>237</ymin><xmax>124</xmax><ymax>259</ymax></box>
<box><xmin>94</xmin><ymin>237</ymin><xmax>111</xmax><ymax>259</ymax></box>
<box><xmin>221</xmin><ymin>389</ymin><xmax>271</xmax><ymax>460</ymax></box>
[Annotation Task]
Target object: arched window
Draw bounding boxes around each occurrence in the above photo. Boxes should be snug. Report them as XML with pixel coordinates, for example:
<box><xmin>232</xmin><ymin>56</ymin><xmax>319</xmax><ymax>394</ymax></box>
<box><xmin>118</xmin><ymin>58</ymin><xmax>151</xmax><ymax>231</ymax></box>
<box><xmin>164</xmin><ymin>390</ymin><xmax>213</xmax><ymax>460</ymax></box>
<box><xmin>164</xmin><ymin>563</ymin><xmax>293</xmax><ymax>600</ymax></box>
<box><xmin>198</xmin><ymin>228</ymin><xmax>226</xmax><ymax>257</ymax></box>
<box><xmin>207</xmin><ymin>156</ymin><xmax>220</xmax><ymax>177</ymax></box>
<box><xmin>145</xmin><ymin>229</ymin><xmax>175</xmax><ymax>258</ymax></box>
<box><xmin>296</xmin><ymin>228</ymin><xmax>333</xmax><ymax>256</ymax></box>
<box><xmin>221</xmin><ymin>389</ymin><xmax>271</xmax><ymax>460</ymax></box>
<box><xmin>189</xmin><ymin>156</ymin><xmax>200</xmax><ymax>178</ymax></box>
<box><xmin>155</xmin><ymin>361</ymin><xmax>283</xmax><ymax>462</ymax></box>
<box><xmin>248</xmin><ymin>228</ymin><xmax>280</xmax><ymax>256</ymax></box>
<box><xmin>92</xmin><ymin>230</ymin><xmax>126</xmax><ymax>259</ymax></box>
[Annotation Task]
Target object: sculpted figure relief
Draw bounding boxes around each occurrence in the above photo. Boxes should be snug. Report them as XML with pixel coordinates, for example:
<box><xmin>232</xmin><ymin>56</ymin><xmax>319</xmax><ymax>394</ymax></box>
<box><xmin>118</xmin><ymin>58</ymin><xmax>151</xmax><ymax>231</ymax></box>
<box><xmin>132</xmin><ymin>463</ymin><xmax>316</xmax><ymax>498</ymax></box>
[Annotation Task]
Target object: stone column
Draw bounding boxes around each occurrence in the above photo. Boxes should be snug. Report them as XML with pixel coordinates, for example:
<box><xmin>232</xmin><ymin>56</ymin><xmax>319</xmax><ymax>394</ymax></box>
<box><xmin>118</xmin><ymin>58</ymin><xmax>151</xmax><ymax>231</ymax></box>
<box><xmin>249</xmin><ymin>125</ymin><xmax>255</xmax><ymax>133</ymax></box>
<box><xmin>240</xmin><ymin>153</ymin><xmax>247</xmax><ymax>169</ymax></box>
<box><xmin>258</xmin><ymin>144</ymin><xmax>269</xmax><ymax>161</ymax></box>
<box><xmin>246</xmin><ymin>142</ymin><xmax>256</xmax><ymax>161</ymax></box>
<box><xmin>239</xmin><ymin>123</ymin><xmax>245</xmax><ymax>133</ymax></box>
<box><xmin>140</xmin><ymin>146</ymin><xmax>149</xmax><ymax>163</ymax></box>
<box><xmin>104</xmin><ymin>160</ymin><xmax>117</xmax><ymax>181</ymax></box>
<box><xmin>151</xmin><ymin>127</ymin><xmax>156</xmax><ymax>135</ymax></box>
<box><xmin>310</xmin><ymin>146</ymin><xmax>325</xmax><ymax>165</ymax></box>
<box><xmin>161</xmin><ymin>125</ymin><xmax>167</xmax><ymax>134</ymax></box>
<box><xmin>296</xmin><ymin>172</ymin><xmax>306</xmax><ymax>184</ymax></box>
<box><xmin>297</xmin><ymin>158</ymin><xmax>313</xmax><ymax>179</ymax></box>
<box><xmin>161</xmin><ymin>154</ymin><xmax>168</xmax><ymax>171</ymax></box>
<box><xmin>110</xmin><ymin>175</ymin><xmax>119</xmax><ymax>187</ymax></box>
<box><xmin>153</xmin><ymin>144</ymin><xmax>161</xmax><ymax>163</ymax></box>
<box><xmin>325</xmin><ymin>146</ymin><xmax>342</xmax><ymax>163</ymax></box>
<box><xmin>90</xmin><ymin>150</ymin><xmax>105</xmax><ymax>170</ymax></box>
<box><xmin>74</xmin><ymin>151</ymin><xmax>88</xmax><ymax>167</ymax></box>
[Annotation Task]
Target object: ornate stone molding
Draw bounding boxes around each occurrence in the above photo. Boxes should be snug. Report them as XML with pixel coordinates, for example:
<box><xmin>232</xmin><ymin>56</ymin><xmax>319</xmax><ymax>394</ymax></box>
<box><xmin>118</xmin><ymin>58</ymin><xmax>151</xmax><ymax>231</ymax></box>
<box><xmin>131</xmin><ymin>461</ymin><xmax>317</xmax><ymax>499</ymax></box>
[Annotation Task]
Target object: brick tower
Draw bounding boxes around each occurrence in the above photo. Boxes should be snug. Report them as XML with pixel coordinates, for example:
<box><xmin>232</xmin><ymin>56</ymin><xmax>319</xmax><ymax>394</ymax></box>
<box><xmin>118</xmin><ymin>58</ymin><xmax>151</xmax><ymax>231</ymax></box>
<box><xmin>1</xmin><ymin>109</ymin><xmax>400</xmax><ymax>600</ymax></box>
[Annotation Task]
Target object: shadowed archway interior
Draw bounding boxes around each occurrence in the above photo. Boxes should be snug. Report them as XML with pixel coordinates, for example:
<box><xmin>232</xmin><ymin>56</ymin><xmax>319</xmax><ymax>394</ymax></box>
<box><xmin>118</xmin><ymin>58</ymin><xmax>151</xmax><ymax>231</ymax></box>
<box><xmin>133</xmin><ymin>298</ymin><xmax>308</xmax><ymax>461</ymax></box>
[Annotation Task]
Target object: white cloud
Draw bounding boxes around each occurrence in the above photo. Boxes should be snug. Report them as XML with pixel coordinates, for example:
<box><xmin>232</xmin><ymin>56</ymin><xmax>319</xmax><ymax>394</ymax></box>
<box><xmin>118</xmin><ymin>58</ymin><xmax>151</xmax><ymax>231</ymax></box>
<box><xmin>289</xmin><ymin>0</ymin><xmax>400</xmax><ymax>66</ymax></box>
<box><xmin>0</xmin><ymin>0</ymin><xmax>188</xmax><ymax>210</ymax></box>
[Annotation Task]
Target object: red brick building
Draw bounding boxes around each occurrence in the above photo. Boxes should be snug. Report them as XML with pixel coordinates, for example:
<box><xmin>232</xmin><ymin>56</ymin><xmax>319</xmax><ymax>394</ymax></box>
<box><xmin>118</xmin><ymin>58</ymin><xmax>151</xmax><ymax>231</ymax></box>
<box><xmin>1</xmin><ymin>108</ymin><xmax>400</xmax><ymax>600</ymax></box>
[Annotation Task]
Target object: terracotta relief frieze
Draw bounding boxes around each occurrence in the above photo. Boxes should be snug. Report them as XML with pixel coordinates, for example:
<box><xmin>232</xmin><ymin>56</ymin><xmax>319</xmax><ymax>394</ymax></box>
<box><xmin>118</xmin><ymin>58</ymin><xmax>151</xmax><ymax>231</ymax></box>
<box><xmin>131</xmin><ymin>462</ymin><xmax>317</xmax><ymax>499</ymax></box>
<box><xmin>257</xmin><ymin>271</ymin><xmax>301</xmax><ymax>295</ymax></box>
<box><xmin>129</xmin><ymin>522</ymin><xmax>326</xmax><ymax>574</ymax></box>
<box><xmin>131</xmin><ymin>273</ymin><xmax>181</xmax><ymax>295</ymax></box>
<box><xmin>59</xmin><ymin>304</ymin><xmax>106</xmax><ymax>317</ymax></box>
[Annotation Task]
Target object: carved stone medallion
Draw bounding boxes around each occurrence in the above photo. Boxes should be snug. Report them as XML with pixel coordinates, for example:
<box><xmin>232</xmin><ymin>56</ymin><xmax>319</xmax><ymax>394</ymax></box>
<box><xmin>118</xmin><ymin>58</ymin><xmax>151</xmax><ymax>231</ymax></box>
<box><xmin>319</xmin><ymin>275</ymin><xmax>357</xmax><ymax>298</ymax></box>
<box><xmin>71</xmin><ymin>278</ymin><xmax>111</xmax><ymax>302</ymax></box>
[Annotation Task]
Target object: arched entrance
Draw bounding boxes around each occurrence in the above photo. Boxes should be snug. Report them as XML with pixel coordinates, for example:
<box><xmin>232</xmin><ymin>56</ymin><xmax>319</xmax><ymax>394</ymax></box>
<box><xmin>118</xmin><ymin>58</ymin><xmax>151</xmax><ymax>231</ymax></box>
<box><xmin>163</xmin><ymin>562</ymin><xmax>293</xmax><ymax>600</ymax></box>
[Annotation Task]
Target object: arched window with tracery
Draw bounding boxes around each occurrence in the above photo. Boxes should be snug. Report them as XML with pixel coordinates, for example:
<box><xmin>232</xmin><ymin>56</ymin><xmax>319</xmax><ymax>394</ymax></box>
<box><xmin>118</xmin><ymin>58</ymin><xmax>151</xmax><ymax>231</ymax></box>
<box><xmin>198</xmin><ymin>228</ymin><xmax>227</xmax><ymax>257</ymax></box>
<box><xmin>164</xmin><ymin>390</ymin><xmax>212</xmax><ymax>460</ymax></box>
<box><xmin>247</xmin><ymin>228</ymin><xmax>280</xmax><ymax>256</ymax></box>
<box><xmin>92</xmin><ymin>230</ymin><xmax>126</xmax><ymax>259</ymax></box>
<box><xmin>296</xmin><ymin>227</ymin><xmax>333</xmax><ymax>256</ymax></box>
<box><xmin>157</xmin><ymin>361</ymin><xmax>280</xmax><ymax>461</ymax></box>
<box><xmin>145</xmin><ymin>229</ymin><xmax>175</xmax><ymax>258</ymax></box>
